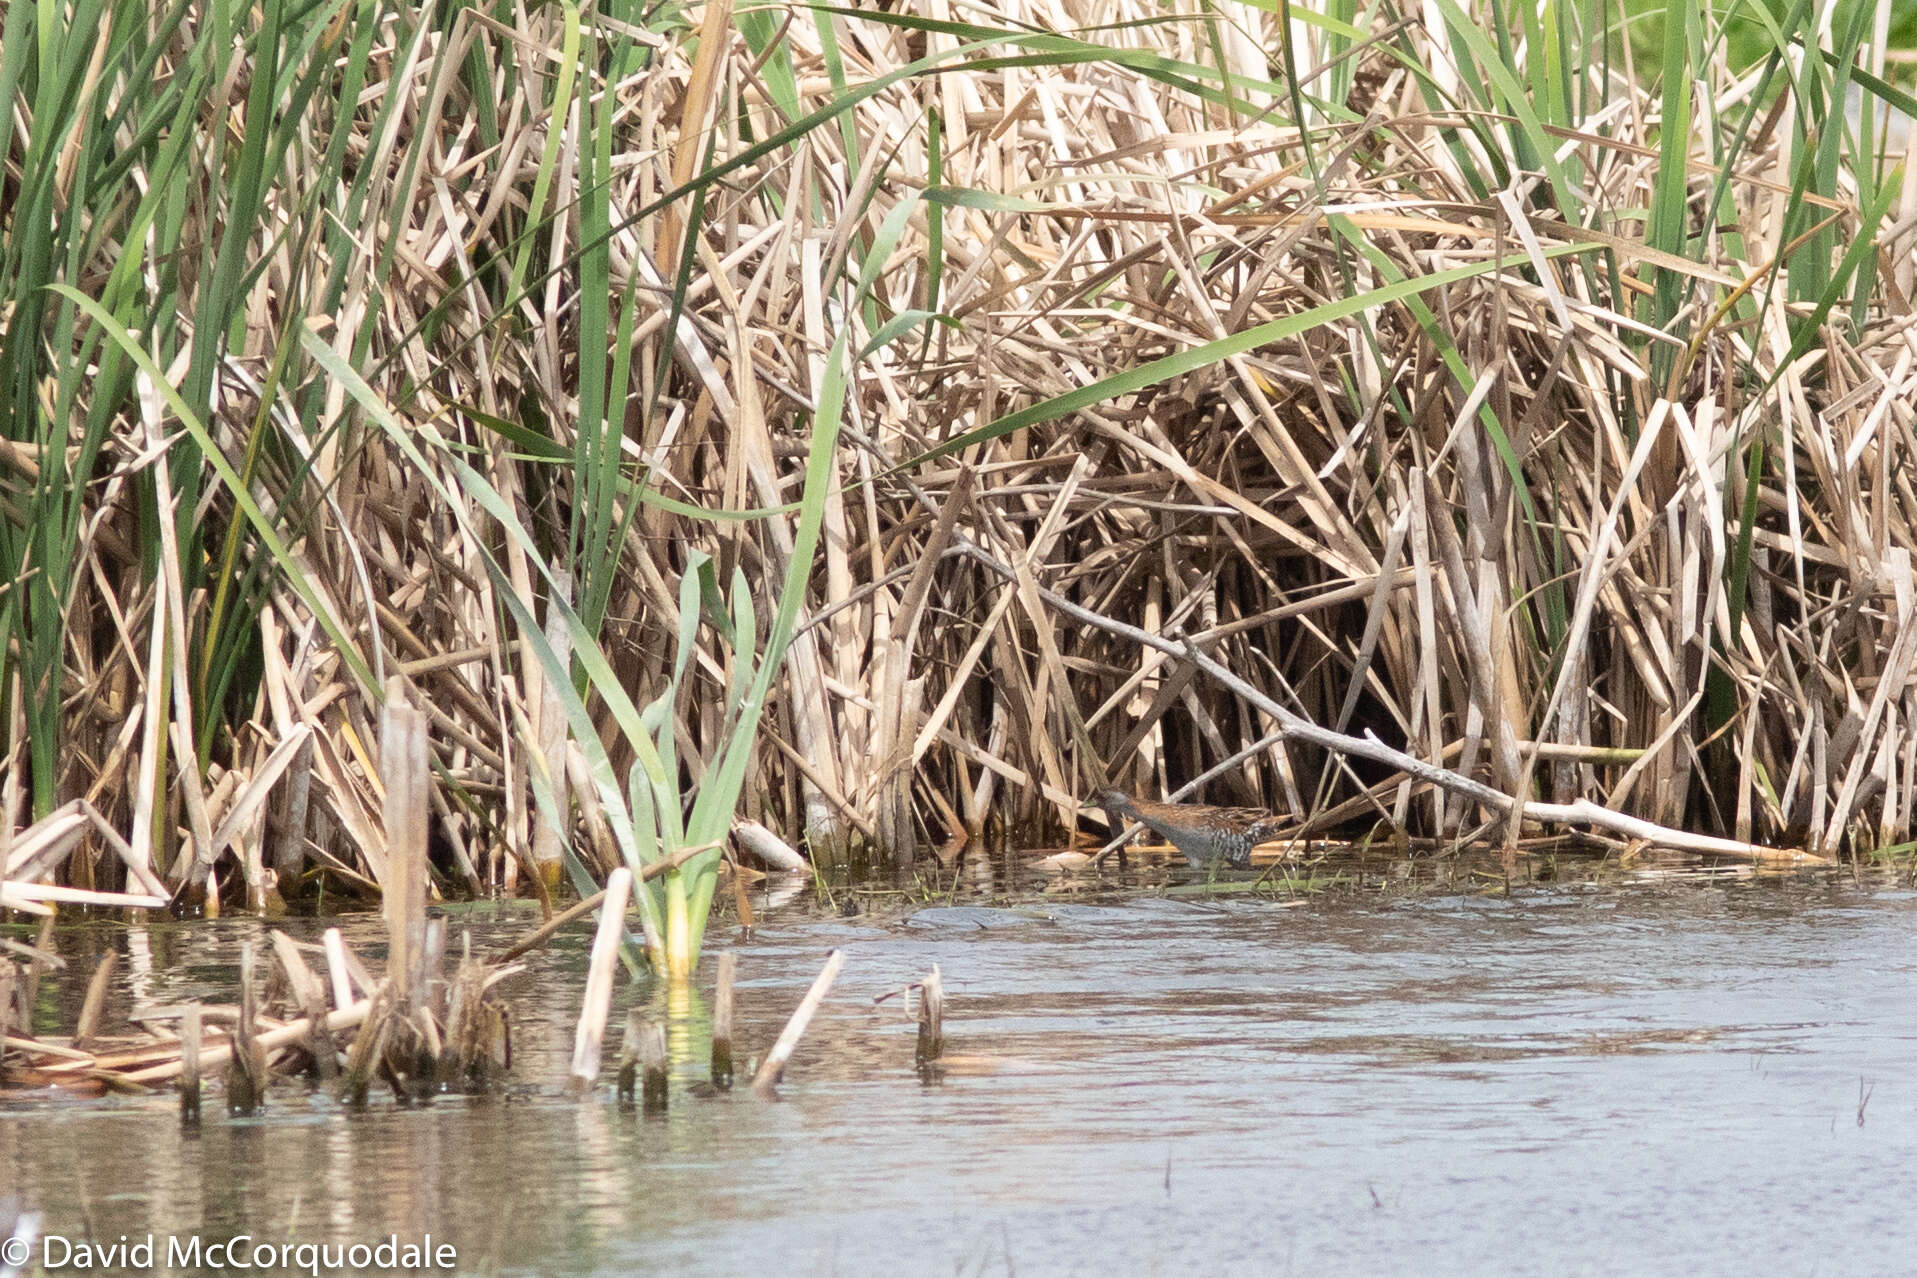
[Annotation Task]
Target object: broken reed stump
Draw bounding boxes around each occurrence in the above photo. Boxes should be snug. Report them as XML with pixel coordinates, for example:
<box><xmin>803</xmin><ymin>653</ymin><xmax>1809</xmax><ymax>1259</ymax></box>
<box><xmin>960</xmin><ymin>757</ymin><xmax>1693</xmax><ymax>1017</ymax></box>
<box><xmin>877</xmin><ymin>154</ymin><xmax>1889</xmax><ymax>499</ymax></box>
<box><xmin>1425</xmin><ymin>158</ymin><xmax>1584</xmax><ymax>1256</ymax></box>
<box><xmin>340</xmin><ymin>986</ymin><xmax>394</xmax><ymax>1108</ymax></box>
<box><xmin>269</xmin><ymin>932</ymin><xmax>337</xmax><ymax>1082</ymax></box>
<box><xmin>333</xmin><ymin>928</ymin><xmax>510</xmax><ymax>1105</ymax></box>
<box><xmin>322</xmin><ymin>928</ymin><xmax>357</xmax><ymax>1010</ymax></box>
<box><xmin>728</xmin><ymin>859</ymin><xmax>756</xmax><ymax>933</ymax></box>
<box><xmin>916</xmin><ymin>966</ymin><xmax>944</xmax><ymax>1073</ymax></box>
<box><xmin>381</xmin><ymin>676</ymin><xmax>431</xmax><ymax>1009</ymax></box>
<box><xmin>345</xmin><ymin>676</ymin><xmax>442</xmax><ymax>1103</ymax></box>
<box><xmin>271</xmin><ymin>727</ymin><xmax>316</xmax><ymax>897</ymax></box>
<box><xmin>640</xmin><ymin>1020</ymin><xmax>668</xmax><ymax>1116</ymax></box>
<box><xmin>422</xmin><ymin>918</ymin><xmax>448</xmax><ymax>1012</ymax></box>
<box><xmin>179</xmin><ymin>1005</ymin><xmax>202</xmax><ymax>1127</ymax></box>
<box><xmin>616</xmin><ymin>1010</ymin><xmax>643</xmax><ymax>1105</ymax></box>
<box><xmin>72</xmin><ymin>950</ymin><xmax>116</xmax><ymax>1050</ymax></box>
<box><xmin>711</xmin><ymin>952</ymin><xmax>735</xmax><ymax>1090</ymax></box>
<box><xmin>340</xmin><ymin>954</ymin><xmax>515</xmax><ymax>1106</ymax></box>
<box><xmin>529</xmin><ymin>570</ymin><xmax>573</xmax><ymax>893</ymax></box>
<box><xmin>614</xmin><ymin>1009</ymin><xmax>668</xmax><ymax>1115</ymax></box>
<box><xmin>439</xmin><ymin>933</ymin><xmax>512</xmax><ymax>1090</ymax></box>
<box><xmin>0</xmin><ymin>962</ymin><xmax>16</xmax><ymax>1046</ymax></box>
<box><xmin>19</xmin><ymin>916</ymin><xmax>57</xmax><ymax>1016</ymax></box>
<box><xmin>224</xmin><ymin>942</ymin><xmax>268</xmax><ymax>1115</ymax></box>
<box><xmin>752</xmin><ymin>948</ymin><xmax>844</xmax><ymax>1094</ymax></box>
<box><xmin>570</xmin><ymin>866</ymin><xmax>633</xmax><ymax>1090</ymax></box>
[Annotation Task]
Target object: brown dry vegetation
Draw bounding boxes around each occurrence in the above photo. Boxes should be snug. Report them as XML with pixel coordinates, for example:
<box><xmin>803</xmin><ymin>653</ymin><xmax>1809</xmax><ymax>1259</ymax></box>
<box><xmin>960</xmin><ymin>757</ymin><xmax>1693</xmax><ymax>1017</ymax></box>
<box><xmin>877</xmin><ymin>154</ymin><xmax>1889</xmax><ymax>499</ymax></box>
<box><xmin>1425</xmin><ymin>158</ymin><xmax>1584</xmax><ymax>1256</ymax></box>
<box><xmin>2</xmin><ymin>0</ymin><xmax>1914</xmax><ymax>922</ymax></box>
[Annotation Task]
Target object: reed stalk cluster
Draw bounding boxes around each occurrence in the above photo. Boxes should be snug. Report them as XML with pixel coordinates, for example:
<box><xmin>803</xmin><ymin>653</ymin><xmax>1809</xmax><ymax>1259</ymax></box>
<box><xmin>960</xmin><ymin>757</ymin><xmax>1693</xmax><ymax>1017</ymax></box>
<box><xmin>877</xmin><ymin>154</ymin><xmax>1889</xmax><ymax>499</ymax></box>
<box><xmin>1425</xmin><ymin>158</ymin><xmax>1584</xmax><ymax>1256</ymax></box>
<box><xmin>2</xmin><ymin>0</ymin><xmax>1913</xmax><ymax>956</ymax></box>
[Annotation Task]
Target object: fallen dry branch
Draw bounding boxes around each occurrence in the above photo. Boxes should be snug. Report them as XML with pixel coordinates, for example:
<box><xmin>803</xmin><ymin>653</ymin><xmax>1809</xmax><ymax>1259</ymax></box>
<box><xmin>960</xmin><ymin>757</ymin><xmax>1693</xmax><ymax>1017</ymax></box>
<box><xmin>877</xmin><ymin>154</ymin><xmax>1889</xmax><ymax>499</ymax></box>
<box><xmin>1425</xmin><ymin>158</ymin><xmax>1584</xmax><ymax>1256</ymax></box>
<box><xmin>994</xmin><ymin>548</ymin><xmax>1828</xmax><ymax>867</ymax></box>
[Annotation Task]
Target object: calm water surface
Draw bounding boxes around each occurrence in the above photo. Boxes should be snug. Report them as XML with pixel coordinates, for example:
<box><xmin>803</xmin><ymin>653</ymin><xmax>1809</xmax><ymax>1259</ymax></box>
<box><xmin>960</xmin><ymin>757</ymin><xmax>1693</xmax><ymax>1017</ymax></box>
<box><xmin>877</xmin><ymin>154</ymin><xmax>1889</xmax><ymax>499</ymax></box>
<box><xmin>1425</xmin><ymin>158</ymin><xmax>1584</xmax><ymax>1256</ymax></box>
<box><xmin>4</xmin><ymin>863</ymin><xmax>1916</xmax><ymax>1275</ymax></box>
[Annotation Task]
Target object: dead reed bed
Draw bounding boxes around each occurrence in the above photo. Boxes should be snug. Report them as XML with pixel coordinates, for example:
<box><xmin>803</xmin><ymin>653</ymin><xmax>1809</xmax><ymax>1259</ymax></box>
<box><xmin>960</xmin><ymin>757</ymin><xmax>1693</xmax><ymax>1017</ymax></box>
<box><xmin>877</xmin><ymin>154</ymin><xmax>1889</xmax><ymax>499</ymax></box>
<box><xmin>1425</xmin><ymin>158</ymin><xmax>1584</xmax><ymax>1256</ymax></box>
<box><xmin>2</xmin><ymin>0</ymin><xmax>1914</xmax><ymax>942</ymax></box>
<box><xmin>0</xmin><ymin>921</ymin><xmax>512</xmax><ymax>1099</ymax></box>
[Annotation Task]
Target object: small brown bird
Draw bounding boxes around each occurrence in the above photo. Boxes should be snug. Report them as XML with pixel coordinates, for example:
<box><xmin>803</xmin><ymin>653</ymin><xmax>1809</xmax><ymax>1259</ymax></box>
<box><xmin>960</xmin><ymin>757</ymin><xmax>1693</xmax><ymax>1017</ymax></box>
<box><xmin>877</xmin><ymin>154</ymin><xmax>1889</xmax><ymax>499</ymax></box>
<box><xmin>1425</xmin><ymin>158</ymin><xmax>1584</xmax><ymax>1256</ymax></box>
<box><xmin>1094</xmin><ymin>790</ymin><xmax>1287</xmax><ymax>869</ymax></box>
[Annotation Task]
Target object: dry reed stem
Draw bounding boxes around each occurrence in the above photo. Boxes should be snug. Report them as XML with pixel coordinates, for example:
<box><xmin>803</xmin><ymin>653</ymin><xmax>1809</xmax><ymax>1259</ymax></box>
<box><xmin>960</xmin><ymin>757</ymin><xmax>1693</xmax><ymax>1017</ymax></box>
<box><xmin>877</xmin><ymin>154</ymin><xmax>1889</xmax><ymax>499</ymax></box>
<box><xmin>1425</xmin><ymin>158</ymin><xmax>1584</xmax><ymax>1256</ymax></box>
<box><xmin>752</xmin><ymin>947</ymin><xmax>844</xmax><ymax>1093</ymax></box>
<box><xmin>569</xmin><ymin>866</ymin><xmax>633</xmax><ymax>1087</ymax></box>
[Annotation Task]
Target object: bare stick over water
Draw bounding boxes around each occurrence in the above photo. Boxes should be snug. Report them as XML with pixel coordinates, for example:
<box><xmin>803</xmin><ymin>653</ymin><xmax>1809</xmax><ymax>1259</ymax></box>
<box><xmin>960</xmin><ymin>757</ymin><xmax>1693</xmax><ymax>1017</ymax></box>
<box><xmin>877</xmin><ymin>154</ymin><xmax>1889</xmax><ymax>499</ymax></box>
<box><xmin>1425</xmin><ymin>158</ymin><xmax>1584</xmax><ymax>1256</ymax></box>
<box><xmin>752</xmin><ymin>948</ymin><xmax>844</xmax><ymax>1094</ymax></box>
<box><xmin>497</xmin><ymin>843</ymin><xmax>716</xmax><ymax>964</ymax></box>
<box><xmin>570</xmin><ymin>866</ymin><xmax>633</xmax><ymax>1089</ymax></box>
